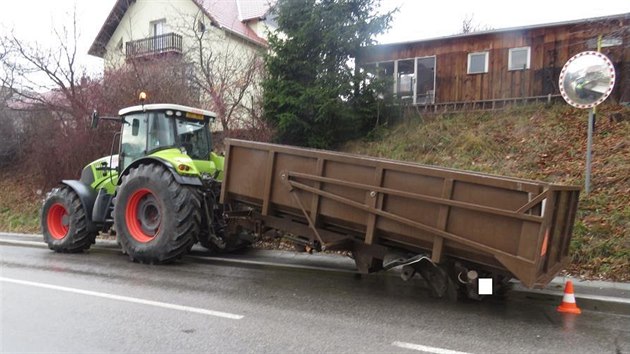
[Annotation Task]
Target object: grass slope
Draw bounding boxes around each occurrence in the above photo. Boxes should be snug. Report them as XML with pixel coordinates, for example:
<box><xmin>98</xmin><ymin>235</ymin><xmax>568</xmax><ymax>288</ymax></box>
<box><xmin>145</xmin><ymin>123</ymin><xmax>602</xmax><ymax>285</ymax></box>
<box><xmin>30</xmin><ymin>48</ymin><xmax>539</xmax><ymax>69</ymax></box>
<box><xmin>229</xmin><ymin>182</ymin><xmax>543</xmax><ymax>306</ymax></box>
<box><xmin>0</xmin><ymin>171</ymin><xmax>41</xmax><ymax>233</ymax></box>
<box><xmin>344</xmin><ymin>104</ymin><xmax>629</xmax><ymax>281</ymax></box>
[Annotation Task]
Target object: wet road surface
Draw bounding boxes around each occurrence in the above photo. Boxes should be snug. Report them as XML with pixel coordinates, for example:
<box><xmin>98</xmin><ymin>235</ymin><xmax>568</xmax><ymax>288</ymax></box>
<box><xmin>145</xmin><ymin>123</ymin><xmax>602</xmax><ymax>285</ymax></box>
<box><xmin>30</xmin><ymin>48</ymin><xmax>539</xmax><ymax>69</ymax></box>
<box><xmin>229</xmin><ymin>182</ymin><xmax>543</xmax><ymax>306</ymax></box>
<box><xmin>1</xmin><ymin>235</ymin><xmax>629</xmax><ymax>353</ymax></box>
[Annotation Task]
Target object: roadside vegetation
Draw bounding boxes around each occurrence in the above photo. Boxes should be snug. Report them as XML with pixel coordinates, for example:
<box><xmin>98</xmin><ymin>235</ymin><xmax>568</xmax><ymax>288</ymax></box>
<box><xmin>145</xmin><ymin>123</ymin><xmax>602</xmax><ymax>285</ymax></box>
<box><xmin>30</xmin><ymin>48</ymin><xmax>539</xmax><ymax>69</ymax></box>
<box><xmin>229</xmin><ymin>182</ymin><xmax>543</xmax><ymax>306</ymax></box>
<box><xmin>263</xmin><ymin>0</ymin><xmax>395</xmax><ymax>149</ymax></box>
<box><xmin>344</xmin><ymin>103</ymin><xmax>630</xmax><ymax>281</ymax></box>
<box><xmin>0</xmin><ymin>171</ymin><xmax>41</xmax><ymax>233</ymax></box>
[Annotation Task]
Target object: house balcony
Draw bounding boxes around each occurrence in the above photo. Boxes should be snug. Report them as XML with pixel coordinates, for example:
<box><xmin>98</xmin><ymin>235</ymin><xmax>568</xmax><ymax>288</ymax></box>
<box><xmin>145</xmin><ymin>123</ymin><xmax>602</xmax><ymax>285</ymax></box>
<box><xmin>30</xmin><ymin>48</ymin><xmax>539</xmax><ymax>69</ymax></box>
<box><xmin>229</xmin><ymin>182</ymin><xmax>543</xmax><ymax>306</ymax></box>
<box><xmin>125</xmin><ymin>33</ymin><xmax>183</xmax><ymax>59</ymax></box>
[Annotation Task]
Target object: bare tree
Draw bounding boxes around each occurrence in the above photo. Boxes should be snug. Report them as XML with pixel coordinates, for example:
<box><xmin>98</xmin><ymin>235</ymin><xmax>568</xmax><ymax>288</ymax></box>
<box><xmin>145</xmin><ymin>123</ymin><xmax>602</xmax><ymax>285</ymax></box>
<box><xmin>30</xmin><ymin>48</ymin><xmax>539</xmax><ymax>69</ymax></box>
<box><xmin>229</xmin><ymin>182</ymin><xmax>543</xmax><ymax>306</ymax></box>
<box><xmin>0</xmin><ymin>11</ymin><xmax>90</xmax><ymax>126</ymax></box>
<box><xmin>0</xmin><ymin>60</ymin><xmax>19</xmax><ymax>166</ymax></box>
<box><xmin>180</xmin><ymin>10</ymin><xmax>266</xmax><ymax>134</ymax></box>
<box><xmin>0</xmin><ymin>11</ymin><xmax>118</xmax><ymax>185</ymax></box>
<box><xmin>461</xmin><ymin>14</ymin><xmax>493</xmax><ymax>34</ymax></box>
<box><xmin>103</xmin><ymin>55</ymin><xmax>200</xmax><ymax>112</ymax></box>
<box><xmin>0</xmin><ymin>44</ymin><xmax>13</xmax><ymax>101</ymax></box>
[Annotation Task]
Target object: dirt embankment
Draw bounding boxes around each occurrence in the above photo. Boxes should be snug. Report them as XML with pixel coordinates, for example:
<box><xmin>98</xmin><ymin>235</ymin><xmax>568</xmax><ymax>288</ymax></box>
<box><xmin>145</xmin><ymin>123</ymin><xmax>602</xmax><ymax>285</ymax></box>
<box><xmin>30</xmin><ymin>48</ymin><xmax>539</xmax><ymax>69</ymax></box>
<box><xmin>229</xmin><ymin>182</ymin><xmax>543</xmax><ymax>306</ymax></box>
<box><xmin>344</xmin><ymin>104</ymin><xmax>629</xmax><ymax>281</ymax></box>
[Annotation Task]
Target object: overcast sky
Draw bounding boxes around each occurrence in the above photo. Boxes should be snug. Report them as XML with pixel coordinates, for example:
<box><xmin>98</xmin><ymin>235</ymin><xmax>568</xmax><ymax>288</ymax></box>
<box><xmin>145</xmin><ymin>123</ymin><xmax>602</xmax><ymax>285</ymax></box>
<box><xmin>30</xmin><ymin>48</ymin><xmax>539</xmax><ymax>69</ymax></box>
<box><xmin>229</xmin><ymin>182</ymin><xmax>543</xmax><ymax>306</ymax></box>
<box><xmin>1</xmin><ymin>0</ymin><xmax>629</xmax><ymax>75</ymax></box>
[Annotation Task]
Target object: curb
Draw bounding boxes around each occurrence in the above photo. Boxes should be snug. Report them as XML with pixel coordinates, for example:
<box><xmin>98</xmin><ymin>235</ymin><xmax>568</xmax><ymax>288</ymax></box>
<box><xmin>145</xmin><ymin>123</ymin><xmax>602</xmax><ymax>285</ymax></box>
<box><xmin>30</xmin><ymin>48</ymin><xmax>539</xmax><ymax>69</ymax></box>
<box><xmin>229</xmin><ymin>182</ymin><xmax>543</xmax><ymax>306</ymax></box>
<box><xmin>509</xmin><ymin>286</ymin><xmax>630</xmax><ymax>315</ymax></box>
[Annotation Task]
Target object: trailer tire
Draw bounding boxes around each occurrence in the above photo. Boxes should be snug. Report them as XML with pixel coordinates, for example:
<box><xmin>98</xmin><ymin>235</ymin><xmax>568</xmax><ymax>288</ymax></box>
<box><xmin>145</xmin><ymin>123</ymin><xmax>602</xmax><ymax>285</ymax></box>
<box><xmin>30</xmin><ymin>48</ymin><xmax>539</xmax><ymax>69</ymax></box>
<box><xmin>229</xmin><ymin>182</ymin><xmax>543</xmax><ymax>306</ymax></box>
<box><xmin>42</xmin><ymin>186</ymin><xmax>97</xmax><ymax>253</ymax></box>
<box><xmin>416</xmin><ymin>262</ymin><xmax>462</xmax><ymax>301</ymax></box>
<box><xmin>114</xmin><ymin>163</ymin><xmax>200</xmax><ymax>264</ymax></box>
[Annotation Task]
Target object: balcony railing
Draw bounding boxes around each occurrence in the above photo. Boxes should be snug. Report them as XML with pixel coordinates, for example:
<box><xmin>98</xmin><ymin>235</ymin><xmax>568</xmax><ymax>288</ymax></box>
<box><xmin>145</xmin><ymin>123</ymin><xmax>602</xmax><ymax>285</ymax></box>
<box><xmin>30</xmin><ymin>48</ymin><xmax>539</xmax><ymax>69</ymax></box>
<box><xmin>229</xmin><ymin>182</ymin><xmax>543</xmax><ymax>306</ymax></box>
<box><xmin>125</xmin><ymin>33</ymin><xmax>183</xmax><ymax>59</ymax></box>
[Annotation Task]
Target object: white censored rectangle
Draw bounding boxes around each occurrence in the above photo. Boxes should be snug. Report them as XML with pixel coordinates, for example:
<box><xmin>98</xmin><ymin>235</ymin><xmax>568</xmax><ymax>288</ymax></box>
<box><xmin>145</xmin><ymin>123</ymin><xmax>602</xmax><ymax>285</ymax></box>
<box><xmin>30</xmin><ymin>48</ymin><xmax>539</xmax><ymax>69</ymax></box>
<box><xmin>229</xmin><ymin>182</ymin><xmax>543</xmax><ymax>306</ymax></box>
<box><xmin>478</xmin><ymin>278</ymin><xmax>493</xmax><ymax>295</ymax></box>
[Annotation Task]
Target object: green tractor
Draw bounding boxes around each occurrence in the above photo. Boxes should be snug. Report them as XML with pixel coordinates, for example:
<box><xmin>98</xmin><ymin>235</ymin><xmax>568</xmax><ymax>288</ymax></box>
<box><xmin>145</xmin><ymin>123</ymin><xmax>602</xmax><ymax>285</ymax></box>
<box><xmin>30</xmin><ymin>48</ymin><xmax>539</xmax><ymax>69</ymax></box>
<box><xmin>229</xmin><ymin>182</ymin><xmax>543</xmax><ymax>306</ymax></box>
<box><xmin>41</xmin><ymin>102</ymin><xmax>243</xmax><ymax>263</ymax></box>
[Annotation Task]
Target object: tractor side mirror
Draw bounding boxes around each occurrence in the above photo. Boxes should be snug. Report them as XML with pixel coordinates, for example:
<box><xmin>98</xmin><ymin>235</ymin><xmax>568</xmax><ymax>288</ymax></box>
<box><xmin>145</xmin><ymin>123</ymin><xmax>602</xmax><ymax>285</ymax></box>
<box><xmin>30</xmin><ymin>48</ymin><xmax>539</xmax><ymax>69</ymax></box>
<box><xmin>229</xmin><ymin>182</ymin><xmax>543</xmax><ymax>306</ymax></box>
<box><xmin>91</xmin><ymin>110</ymin><xmax>100</xmax><ymax>129</ymax></box>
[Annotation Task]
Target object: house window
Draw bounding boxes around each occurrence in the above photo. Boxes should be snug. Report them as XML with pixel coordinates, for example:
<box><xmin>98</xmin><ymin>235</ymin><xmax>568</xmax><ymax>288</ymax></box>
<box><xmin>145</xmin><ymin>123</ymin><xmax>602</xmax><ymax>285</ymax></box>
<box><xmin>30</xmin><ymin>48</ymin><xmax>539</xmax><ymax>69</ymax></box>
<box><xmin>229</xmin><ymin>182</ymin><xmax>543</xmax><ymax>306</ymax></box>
<box><xmin>508</xmin><ymin>47</ymin><xmax>530</xmax><ymax>71</ymax></box>
<box><xmin>467</xmin><ymin>51</ymin><xmax>488</xmax><ymax>74</ymax></box>
<box><xmin>378</xmin><ymin>61</ymin><xmax>395</xmax><ymax>78</ymax></box>
<box><xmin>362</xmin><ymin>56</ymin><xmax>436</xmax><ymax>105</ymax></box>
<box><xmin>363</xmin><ymin>63</ymin><xmax>377</xmax><ymax>76</ymax></box>
<box><xmin>397</xmin><ymin>59</ymin><xmax>415</xmax><ymax>98</ymax></box>
<box><xmin>151</xmin><ymin>19</ymin><xmax>166</xmax><ymax>36</ymax></box>
<box><xmin>416</xmin><ymin>56</ymin><xmax>436</xmax><ymax>105</ymax></box>
<box><xmin>117</xmin><ymin>38</ymin><xmax>123</xmax><ymax>51</ymax></box>
<box><xmin>587</xmin><ymin>36</ymin><xmax>622</xmax><ymax>49</ymax></box>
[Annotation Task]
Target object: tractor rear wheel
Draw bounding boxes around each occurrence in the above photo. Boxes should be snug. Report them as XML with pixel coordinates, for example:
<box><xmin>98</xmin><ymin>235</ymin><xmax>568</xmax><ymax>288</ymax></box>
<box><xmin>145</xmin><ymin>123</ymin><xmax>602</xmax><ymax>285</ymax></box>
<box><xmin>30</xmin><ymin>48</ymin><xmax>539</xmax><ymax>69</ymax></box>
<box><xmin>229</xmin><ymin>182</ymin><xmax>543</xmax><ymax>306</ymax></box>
<box><xmin>114</xmin><ymin>163</ymin><xmax>201</xmax><ymax>263</ymax></box>
<box><xmin>41</xmin><ymin>186</ymin><xmax>97</xmax><ymax>252</ymax></box>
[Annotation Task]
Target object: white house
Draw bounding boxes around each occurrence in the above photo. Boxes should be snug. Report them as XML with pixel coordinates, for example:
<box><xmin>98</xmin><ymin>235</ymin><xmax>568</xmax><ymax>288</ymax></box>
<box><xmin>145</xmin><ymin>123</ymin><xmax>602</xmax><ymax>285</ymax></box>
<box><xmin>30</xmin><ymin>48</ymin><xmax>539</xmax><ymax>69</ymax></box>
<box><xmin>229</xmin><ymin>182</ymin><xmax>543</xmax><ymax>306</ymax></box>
<box><xmin>88</xmin><ymin>0</ymin><xmax>276</xmax><ymax>131</ymax></box>
<box><xmin>89</xmin><ymin>0</ymin><xmax>274</xmax><ymax>69</ymax></box>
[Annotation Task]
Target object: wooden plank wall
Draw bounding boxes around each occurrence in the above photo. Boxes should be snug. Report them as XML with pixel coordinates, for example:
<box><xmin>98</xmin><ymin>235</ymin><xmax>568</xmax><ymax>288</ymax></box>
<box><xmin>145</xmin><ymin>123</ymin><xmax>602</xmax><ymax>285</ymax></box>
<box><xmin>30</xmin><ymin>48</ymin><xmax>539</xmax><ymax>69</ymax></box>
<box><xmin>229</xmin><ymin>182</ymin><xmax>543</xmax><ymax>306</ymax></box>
<box><xmin>358</xmin><ymin>15</ymin><xmax>629</xmax><ymax>104</ymax></box>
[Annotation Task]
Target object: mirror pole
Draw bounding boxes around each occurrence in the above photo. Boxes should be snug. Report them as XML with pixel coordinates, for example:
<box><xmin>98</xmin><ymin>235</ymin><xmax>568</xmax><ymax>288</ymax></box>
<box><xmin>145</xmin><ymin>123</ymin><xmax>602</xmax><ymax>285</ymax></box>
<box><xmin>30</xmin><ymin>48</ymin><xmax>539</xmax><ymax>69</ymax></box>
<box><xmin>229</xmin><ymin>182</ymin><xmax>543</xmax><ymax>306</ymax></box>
<box><xmin>585</xmin><ymin>109</ymin><xmax>595</xmax><ymax>194</ymax></box>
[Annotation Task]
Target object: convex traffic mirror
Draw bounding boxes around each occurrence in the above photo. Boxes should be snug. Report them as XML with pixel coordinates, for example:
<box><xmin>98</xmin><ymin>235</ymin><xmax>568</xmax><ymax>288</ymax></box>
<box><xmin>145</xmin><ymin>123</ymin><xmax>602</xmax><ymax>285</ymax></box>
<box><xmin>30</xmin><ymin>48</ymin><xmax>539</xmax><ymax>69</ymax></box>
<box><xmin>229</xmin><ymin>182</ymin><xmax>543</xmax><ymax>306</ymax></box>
<box><xmin>559</xmin><ymin>51</ymin><xmax>615</xmax><ymax>109</ymax></box>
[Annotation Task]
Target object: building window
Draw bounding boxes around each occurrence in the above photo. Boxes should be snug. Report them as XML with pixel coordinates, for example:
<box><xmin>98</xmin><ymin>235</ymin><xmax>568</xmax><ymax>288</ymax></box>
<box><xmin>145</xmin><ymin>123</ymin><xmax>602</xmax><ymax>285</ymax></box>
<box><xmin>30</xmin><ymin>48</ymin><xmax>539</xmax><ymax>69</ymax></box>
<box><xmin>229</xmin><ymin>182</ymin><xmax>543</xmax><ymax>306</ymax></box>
<box><xmin>377</xmin><ymin>61</ymin><xmax>395</xmax><ymax>93</ymax></box>
<box><xmin>508</xmin><ymin>47</ymin><xmax>530</xmax><ymax>71</ymax></box>
<box><xmin>378</xmin><ymin>61</ymin><xmax>395</xmax><ymax>78</ymax></box>
<box><xmin>397</xmin><ymin>59</ymin><xmax>414</xmax><ymax>98</ymax></box>
<box><xmin>117</xmin><ymin>38</ymin><xmax>123</xmax><ymax>51</ymax></box>
<box><xmin>151</xmin><ymin>19</ymin><xmax>166</xmax><ymax>36</ymax></box>
<box><xmin>467</xmin><ymin>51</ymin><xmax>488</xmax><ymax>74</ymax></box>
<box><xmin>587</xmin><ymin>36</ymin><xmax>622</xmax><ymax>49</ymax></box>
<box><xmin>361</xmin><ymin>56</ymin><xmax>436</xmax><ymax>105</ymax></box>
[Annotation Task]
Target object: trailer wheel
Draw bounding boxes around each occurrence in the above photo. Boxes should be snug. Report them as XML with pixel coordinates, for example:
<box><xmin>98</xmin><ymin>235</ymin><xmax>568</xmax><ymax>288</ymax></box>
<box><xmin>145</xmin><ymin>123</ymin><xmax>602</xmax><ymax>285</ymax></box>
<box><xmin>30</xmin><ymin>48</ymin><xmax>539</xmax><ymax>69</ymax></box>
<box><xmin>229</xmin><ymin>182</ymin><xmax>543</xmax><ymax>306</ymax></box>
<box><xmin>415</xmin><ymin>261</ymin><xmax>461</xmax><ymax>301</ymax></box>
<box><xmin>114</xmin><ymin>164</ymin><xmax>200</xmax><ymax>263</ymax></box>
<box><xmin>41</xmin><ymin>186</ymin><xmax>97</xmax><ymax>252</ymax></box>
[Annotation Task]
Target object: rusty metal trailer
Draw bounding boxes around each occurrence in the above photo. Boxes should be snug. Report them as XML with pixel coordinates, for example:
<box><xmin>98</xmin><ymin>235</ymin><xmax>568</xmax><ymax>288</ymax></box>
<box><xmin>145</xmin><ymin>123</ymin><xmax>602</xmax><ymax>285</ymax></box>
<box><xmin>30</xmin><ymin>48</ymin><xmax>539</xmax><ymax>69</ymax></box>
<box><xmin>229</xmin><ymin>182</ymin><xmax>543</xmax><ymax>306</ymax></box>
<box><xmin>220</xmin><ymin>139</ymin><xmax>580</xmax><ymax>299</ymax></box>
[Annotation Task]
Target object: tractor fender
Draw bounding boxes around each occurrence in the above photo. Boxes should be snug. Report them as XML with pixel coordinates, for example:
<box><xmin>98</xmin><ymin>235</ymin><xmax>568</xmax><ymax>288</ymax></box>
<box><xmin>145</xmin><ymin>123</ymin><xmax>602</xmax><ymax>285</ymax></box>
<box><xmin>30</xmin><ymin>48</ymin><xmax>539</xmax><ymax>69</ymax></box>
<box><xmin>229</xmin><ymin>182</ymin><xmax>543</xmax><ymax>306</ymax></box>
<box><xmin>60</xmin><ymin>180</ymin><xmax>97</xmax><ymax>224</ymax></box>
<box><xmin>118</xmin><ymin>156</ymin><xmax>203</xmax><ymax>187</ymax></box>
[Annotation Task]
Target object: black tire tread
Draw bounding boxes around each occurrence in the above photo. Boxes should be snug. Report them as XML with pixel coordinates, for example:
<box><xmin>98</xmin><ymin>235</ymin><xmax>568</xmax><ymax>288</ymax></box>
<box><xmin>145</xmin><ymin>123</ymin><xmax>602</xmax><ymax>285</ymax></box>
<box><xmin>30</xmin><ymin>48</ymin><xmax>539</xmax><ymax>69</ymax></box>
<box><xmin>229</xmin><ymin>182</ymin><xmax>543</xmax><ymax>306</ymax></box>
<box><xmin>114</xmin><ymin>163</ymin><xmax>201</xmax><ymax>264</ymax></box>
<box><xmin>41</xmin><ymin>186</ymin><xmax>96</xmax><ymax>253</ymax></box>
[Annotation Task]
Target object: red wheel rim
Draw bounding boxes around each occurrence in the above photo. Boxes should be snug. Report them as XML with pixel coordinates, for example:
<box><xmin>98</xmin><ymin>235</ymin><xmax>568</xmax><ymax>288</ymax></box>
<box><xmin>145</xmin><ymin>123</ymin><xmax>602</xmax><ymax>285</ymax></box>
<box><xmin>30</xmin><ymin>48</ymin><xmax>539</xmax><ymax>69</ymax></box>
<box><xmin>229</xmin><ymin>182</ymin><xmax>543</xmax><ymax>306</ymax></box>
<box><xmin>47</xmin><ymin>203</ymin><xmax>69</xmax><ymax>240</ymax></box>
<box><xmin>125</xmin><ymin>188</ymin><xmax>161</xmax><ymax>243</ymax></box>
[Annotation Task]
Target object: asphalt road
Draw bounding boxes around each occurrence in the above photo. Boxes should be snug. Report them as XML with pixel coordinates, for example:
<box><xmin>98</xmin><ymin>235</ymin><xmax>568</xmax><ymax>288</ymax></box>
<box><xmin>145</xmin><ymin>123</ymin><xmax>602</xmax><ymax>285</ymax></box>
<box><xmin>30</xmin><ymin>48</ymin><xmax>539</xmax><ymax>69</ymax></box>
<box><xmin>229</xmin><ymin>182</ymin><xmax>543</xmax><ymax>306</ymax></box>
<box><xmin>1</xmin><ymin>234</ymin><xmax>629</xmax><ymax>353</ymax></box>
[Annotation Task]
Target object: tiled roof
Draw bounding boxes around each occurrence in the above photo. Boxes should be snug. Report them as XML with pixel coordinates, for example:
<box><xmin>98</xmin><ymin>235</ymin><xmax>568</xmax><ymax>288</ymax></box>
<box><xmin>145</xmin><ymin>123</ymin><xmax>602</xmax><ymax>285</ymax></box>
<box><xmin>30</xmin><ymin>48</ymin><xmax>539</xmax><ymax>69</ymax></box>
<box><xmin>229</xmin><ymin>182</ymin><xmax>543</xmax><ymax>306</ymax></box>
<box><xmin>237</xmin><ymin>0</ymin><xmax>271</xmax><ymax>21</ymax></box>
<box><xmin>194</xmin><ymin>0</ymin><xmax>270</xmax><ymax>45</ymax></box>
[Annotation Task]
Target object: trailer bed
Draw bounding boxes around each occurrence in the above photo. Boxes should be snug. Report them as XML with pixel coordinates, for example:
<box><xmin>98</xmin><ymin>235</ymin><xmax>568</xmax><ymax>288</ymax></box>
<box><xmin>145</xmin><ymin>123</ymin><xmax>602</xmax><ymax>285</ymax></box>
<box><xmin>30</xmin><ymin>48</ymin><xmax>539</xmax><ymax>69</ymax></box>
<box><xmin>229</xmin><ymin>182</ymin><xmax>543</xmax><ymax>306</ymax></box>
<box><xmin>220</xmin><ymin>139</ymin><xmax>580</xmax><ymax>288</ymax></box>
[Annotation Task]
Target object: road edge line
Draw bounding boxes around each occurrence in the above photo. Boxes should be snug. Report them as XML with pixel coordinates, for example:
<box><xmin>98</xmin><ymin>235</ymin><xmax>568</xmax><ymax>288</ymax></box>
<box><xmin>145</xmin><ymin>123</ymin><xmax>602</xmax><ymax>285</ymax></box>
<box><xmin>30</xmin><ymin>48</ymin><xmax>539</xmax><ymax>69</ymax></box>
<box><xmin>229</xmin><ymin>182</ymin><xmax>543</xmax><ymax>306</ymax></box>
<box><xmin>392</xmin><ymin>341</ymin><xmax>472</xmax><ymax>354</ymax></box>
<box><xmin>0</xmin><ymin>276</ymin><xmax>244</xmax><ymax>320</ymax></box>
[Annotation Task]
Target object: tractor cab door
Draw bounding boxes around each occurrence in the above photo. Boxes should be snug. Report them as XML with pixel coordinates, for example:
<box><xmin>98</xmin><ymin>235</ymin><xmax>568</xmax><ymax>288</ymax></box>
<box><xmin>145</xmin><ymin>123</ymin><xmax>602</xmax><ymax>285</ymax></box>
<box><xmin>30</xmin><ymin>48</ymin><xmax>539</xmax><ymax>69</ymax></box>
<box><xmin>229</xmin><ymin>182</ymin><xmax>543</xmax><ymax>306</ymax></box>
<box><xmin>120</xmin><ymin>112</ymin><xmax>178</xmax><ymax>171</ymax></box>
<box><xmin>120</xmin><ymin>113</ymin><xmax>148</xmax><ymax>171</ymax></box>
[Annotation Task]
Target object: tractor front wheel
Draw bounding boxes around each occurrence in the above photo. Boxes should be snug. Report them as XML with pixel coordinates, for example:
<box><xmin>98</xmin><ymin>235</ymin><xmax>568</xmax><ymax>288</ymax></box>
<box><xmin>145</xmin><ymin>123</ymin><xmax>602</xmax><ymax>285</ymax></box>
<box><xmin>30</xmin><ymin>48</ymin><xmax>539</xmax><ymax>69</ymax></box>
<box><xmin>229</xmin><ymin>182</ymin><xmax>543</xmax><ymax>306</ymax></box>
<box><xmin>114</xmin><ymin>163</ymin><xmax>201</xmax><ymax>263</ymax></box>
<box><xmin>41</xmin><ymin>186</ymin><xmax>97</xmax><ymax>252</ymax></box>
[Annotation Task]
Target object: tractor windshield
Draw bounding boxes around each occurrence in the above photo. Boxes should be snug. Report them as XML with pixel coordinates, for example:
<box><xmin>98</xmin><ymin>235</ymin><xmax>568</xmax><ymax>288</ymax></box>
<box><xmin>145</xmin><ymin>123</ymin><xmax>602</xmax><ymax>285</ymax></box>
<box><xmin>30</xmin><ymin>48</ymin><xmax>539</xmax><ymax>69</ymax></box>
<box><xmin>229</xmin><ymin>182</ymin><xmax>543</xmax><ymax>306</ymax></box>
<box><xmin>175</xmin><ymin>119</ymin><xmax>210</xmax><ymax>160</ymax></box>
<box><xmin>120</xmin><ymin>111</ymin><xmax>211</xmax><ymax>169</ymax></box>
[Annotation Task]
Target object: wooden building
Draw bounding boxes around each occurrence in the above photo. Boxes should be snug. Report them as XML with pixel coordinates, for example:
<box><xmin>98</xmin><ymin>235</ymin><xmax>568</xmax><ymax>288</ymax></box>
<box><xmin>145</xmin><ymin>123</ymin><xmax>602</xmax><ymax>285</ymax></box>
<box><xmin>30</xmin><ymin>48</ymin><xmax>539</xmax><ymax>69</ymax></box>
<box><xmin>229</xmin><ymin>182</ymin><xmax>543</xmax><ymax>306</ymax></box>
<box><xmin>357</xmin><ymin>13</ymin><xmax>629</xmax><ymax>108</ymax></box>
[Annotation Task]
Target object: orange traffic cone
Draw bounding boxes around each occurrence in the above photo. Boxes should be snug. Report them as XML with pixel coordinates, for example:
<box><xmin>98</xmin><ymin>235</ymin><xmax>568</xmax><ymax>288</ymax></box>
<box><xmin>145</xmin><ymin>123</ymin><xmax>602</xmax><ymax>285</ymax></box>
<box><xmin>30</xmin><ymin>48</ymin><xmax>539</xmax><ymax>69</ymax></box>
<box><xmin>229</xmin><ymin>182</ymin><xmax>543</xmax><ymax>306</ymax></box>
<box><xmin>557</xmin><ymin>280</ymin><xmax>581</xmax><ymax>314</ymax></box>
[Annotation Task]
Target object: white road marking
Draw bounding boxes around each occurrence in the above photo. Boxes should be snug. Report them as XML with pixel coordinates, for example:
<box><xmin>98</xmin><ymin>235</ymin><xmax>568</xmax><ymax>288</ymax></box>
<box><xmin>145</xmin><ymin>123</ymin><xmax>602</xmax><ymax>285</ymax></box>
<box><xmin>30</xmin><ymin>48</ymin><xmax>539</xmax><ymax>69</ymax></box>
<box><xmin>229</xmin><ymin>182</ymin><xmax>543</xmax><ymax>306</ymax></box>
<box><xmin>0</xmin><ymin>277</ymin><xmax>243</xmax><ymax>320</ymax></box>
<box><xmin>392</xmin><ymin>341</ymin><xmax>472</xmax><ymax>354</ymax></box>
<box><xmin>0</xmin><ymin>239</ymin><xmax>47</xmax><ymax>248</ymax></box>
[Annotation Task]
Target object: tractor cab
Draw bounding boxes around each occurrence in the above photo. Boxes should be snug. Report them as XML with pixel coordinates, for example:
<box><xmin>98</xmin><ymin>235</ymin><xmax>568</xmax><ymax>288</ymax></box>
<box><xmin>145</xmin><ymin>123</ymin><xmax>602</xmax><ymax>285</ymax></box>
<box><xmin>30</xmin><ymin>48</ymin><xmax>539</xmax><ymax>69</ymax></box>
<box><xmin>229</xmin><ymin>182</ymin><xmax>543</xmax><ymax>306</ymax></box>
<box><xmin>118</xmin><ymin>104</ymin><xmax>216</xmax><ymax>170</ymax></box>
